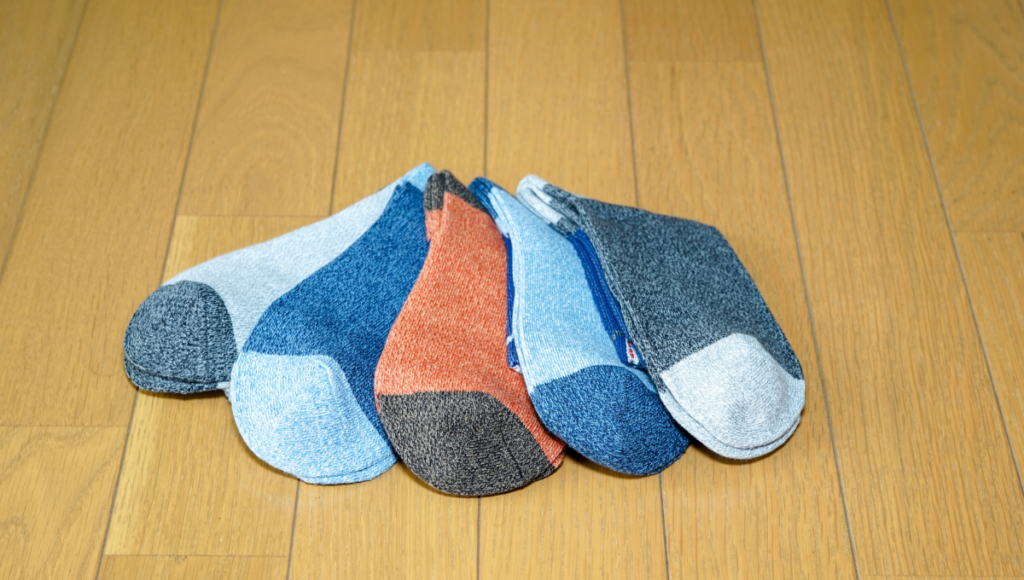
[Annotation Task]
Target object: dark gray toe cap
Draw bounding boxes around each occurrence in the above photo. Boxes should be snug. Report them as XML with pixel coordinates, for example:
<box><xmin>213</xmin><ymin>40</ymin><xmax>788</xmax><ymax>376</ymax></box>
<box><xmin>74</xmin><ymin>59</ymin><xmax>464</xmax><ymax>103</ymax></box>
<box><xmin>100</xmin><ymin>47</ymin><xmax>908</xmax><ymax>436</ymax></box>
<box><xmin>378</xmin><ymin>391</ymin><xmax>556</xmax><ymax>496</ymax></box>
<box><xmin>123</xmin><ymin>280</ymin><xmax>237</xmax><ymax>394</ymax></box>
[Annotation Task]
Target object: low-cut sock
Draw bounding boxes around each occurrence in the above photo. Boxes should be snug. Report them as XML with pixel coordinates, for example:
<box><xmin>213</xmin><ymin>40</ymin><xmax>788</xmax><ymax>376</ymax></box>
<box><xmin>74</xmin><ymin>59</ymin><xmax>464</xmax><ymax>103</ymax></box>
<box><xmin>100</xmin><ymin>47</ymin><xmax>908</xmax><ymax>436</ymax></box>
<box><xmin>227</xmin><ymin>178</ymin><xmax>431</xmax><ymax>484</ymax></box>
<box><xmin>375</xmin><ymin>171</ymin><xmax>564</xmax><ymax>496</ymax></box>
<box><xmin>123</xmin><ymin>164</ymin><xmax>434</xmax><ymax>395</ymax></box>
<box><xmin>520</xmin><ymin>179</ymin><xmax>803</xmax><ymax>455</ymax></box>
<box><xmin>517</xmin><ymin>176</ymin><xmax>804</xmax><ymax>459</ymax></box>
<box><xmin>472</xmin><ymin>177</ymin><xmax>688</xmax><ymax>475</ymax></box>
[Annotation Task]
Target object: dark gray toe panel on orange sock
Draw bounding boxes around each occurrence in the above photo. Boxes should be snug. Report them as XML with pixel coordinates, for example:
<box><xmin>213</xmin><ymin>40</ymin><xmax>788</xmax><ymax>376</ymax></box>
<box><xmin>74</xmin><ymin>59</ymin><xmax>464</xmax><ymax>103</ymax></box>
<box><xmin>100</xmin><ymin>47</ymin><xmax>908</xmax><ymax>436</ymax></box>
<box><xmin>377</xmin><ymin>391</ymin><xmax>555</xmax><ymax>496</ymax></box>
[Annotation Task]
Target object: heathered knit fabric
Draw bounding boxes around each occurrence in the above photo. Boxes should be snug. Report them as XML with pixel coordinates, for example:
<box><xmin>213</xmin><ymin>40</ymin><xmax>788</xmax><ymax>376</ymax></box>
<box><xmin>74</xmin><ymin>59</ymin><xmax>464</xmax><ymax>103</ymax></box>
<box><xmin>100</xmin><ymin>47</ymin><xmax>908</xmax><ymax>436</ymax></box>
<box><xmin>230</xmin><ymin>179</ymin><xmax>430</xmax><ymax>484</ymax></box>
<box><xmin>518</xmin><ymin>177</ymin><xmax>804</xmax><ymax>460</ymax></box>
<box><xmin>375</xmin><ymin>171</ymin><xmax>564</xmax><ymax>496</ymax></box>
<box><xmin>123</xmin><ymin>164</ymin><xmax>435</xmax><ymax>395</ymax></box>
<box><xmin>471</xmin><ymin>177</ymin><xmax>688</xmax><ymax>475</ymax></box>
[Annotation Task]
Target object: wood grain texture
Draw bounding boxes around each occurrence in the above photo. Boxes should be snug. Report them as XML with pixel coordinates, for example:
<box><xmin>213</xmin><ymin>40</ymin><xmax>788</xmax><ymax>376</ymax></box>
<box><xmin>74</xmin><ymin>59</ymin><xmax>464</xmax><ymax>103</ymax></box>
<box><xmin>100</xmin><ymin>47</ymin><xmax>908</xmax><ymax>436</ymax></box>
<box><xmin>0</xmin><ymin>0</ymin><xmax>87</xmax><ymax>269</ymax></box>
<box><xmin>292</xmin><ymin>3</ymin><xmax>484</xmax><ymax>578</ymax></box>
<box><xmin>759</xmin><ymin>0</ymin><xmax>1024</xmax><ymax>575</ymax></box>
<box><xmin>863</xmin><ymin>578</ymin><xmax>1024</xmax><ymax>580</ymax></box>
<box><xmin>482</xmin><ymin>2</ymin><xmax>667</xmax><ymax>578</ymax></box>
<box><xmin>891</xmin><ymin>0</ymin><xmax>1024</xmax><ymax>232</ymax></box>
<box><xmin>0</xmin><ymin>0</ymin><xmax>219</xmax><ymax>427</ymax></box>
<box><xmin>623</xmin><ymin>1</ymin><xmax>856</xmax><ymax>577</ymax></box>
<box><xmin>178</xmin><ymin>0</ymin><xmax>353</xmax><ymax>217</ymax></box>
<box><xmin>290</xmin><ymin>463</ymin><xmax>477</xmax><ymax>580</ymax></box>
<box><xmin>486</xmin><ymin>0</ymin><xmax>636</xmax><ymax>202</ymax></box>
<box><xmin>480</xmin><ymin>457</ymin><xmax>666</xmax><ymax>580</ymax></box>
<box><xmin>958</xmin><ymin>233</ymin><xmax>1024</xmax><ymax>478</ymax></box>
<box><xmin>624</xmin><ymin>0</ymin><xmax>761</xmax><ymax>62</ymax></box>
<box><xmin>332</xmin><ymin>0</ymin><xmax>486</xmax><ymax>212</ymax></box>
<box><xmin>105</xmin><ymin>392</ymin><xmax>297</xmax><ymax>557</ymax></box>
<box><xmin>4</xmin><ymin>0</ymin><xmax>1024</xmax><ymax>574</ymax></box>
<box><xmin>0</xmin><ymin>427</ymin><xmax>126</xmax><ymax>580</ymax></box>
<box><xmin>350</xmin><ymin>0</ymin><xmax>485</xmax><ymax>52</ymax></box>
<box><xmin>334</xmin><ymin>53</ymin><xmax>486</xmax><ymax>209</ymax></box>
<box><xmin>104</xmin><ymin>216</ymin><xmax>315</xmax><ymax>558</ymax></box>
<box><xmin>99</xmin><ymin>556</ymin><xmax>287</xmax><ymax>580</ymax></box>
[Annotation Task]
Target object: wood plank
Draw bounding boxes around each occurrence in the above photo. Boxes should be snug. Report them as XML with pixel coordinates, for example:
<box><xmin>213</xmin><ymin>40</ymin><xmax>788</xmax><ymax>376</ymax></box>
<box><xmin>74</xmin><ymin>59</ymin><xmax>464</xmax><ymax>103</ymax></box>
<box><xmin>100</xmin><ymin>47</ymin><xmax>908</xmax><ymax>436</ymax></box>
<box><xmin>289</xmin><ymin>463</ymin><xmax>478</xmax><ymax>579</ymax></box>
<box><xmin>104</xmin><ymin>216</ymin><xmax>313</xmax><ymax>557</ymax></box>
<box><xmin>104</xmin><ymin>392</ymin><xmax>297</xmax><ymax>557</ymax></box>
<box><xmin>624</xmin><ymin>0</ymin><xmax>761</xmax><ymax>62</ymax></box>
<box><xmin>480</xmin><ymin>457</ymin><xmax>665</xmax><ymax>579</ymax></box>
<box><xmin>178</xmin><ymin>0</ymin><xmax>353</xmax><ymax>217</ymax></box>
<box><xmin>293</xmin><ymin>2</ymin><xmax>485</xmax><ymax>578</ymax></box>
<box><xmin>890</xmin><ymin>0</ymin><xmax>1024</xmax><ymax>232</ymax></box>
<box><xmin>481</xmin><ymin>2</ymin><xmax>666</xmax><ymax>578</ymax></box>
<box><xmin>486</xmin><ymin>0</ymin><xmax>636</xmax><ymax>204</ymax></box>
<box><xmin>0</xmin><ymin>0</ymin><xmax>219</xmax><ymax>427</ymax></box>
<box><xmin>333</xmin><ymin>52</ymin><xmax>486</xmax><ymax>211</ymax></box>
<box><xmin>623</xmin><ymin>0</ymin><xmax>856</xmax><ymax>577</ymax></box>
<box><xmin>100</xmin><ymin>556</ymin><xmax>287</xmax><ymax>580</ymax></box>
<box><xmin>332</xmin><ymin>0</ymin><xmax>486</xmax><ymax>212</ymax></box>
<box><xmin>863</xmin><ymin>577</ymin><xmax>1024</xmax><ymax>580</ymax></box>
<box><xmin>0</xmin><ymin>0</ymin><xmax>87</xmax><ymax>269</ymax></box>
<box><xmin>350</xmin><ymin>0</ymin><xmax>485</xmax><ymax>52</ymax></box>
<box><xmin>758</xmin><ymin>0</ymin><xmax>1024</xmax><ymax>575</ymax></box>
<box><xmin>958</xmin><ymin>233</ymin><xmax>1024</xmax><ymax>477</ymax></box>
<box><xmin>0</xmin><ymin>427</ymin><xmax>126</xmax><ymax>579</ymax></box>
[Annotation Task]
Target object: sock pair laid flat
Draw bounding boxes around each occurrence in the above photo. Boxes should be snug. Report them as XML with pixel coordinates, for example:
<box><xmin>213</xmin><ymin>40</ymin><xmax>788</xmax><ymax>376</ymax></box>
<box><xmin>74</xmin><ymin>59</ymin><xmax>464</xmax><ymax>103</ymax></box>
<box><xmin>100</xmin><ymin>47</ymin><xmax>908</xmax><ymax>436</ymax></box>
<box><xmin>124</xmin><ymin>164</ymin><xmax>435</xmax><ymax>483</ymax></box>
<box><xmin>517</xmin><ymin>177</ymin><xmax>804</xmax><ymax>460</ymax></box>
<box><xmin>375</xmin><ymin>171</ymin><xmax>565</xmax><ymax>496</ymax></box>
<box><xmin>471</xmin><ymin>177</ymin><xmax>689</xmax><ymax>475</ymax></box>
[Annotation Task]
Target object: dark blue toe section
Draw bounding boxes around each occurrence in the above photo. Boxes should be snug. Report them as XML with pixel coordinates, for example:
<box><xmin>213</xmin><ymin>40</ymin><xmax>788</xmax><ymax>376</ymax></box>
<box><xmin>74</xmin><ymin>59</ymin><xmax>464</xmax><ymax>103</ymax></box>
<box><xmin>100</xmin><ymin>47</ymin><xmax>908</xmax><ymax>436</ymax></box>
<box><xmin>531</xmin><ymin>365</ymin><xmax>688</xmax><ymax>475</ymax></box>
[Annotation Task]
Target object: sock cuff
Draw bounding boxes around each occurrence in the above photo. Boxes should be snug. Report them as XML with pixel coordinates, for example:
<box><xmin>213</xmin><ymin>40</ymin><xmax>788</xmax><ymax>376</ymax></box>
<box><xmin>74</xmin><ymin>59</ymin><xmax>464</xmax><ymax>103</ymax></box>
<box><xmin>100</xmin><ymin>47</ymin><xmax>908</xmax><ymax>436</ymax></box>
<box><xmin>425</xmin><ymin>170</ymin><xmax>485</xmax><ymax>215</ymax></box>
<box><xmin>516</xmin><ymin>176</ymin><xmax>581</xmax><ymax>235</ymax></box>
<box><xmin>467</xmin><ymin>177</ymin><xmax>501</xmax><ymax>218</ymax></box>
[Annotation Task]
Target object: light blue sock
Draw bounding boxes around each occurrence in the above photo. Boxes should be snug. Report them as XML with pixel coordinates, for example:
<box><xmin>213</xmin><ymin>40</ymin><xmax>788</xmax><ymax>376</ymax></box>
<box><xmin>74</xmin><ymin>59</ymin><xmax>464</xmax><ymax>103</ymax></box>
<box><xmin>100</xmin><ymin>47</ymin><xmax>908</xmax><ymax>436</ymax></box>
<box><xmin>229</xmin><ymin>177</ymin><xmax>431</xmax><ymax>484</ymax></box>
<box><xmin>469</xmin><ymin>177</ymin><xmax>689</xmax><ymax>475</ymax></box>
<box><xmin>124</xmin><ymin>164</ymin><xmax>435</xmax><ymax>396</ymax></box>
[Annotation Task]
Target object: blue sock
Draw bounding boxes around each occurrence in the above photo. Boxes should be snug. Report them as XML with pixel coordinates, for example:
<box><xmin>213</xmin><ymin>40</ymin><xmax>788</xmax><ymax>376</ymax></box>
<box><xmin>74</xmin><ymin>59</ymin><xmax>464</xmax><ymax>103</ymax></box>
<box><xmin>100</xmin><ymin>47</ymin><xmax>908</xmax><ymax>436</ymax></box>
<box><xmin>229</xmin><ymin>179</ymin><xmax>430</xmax><ymax>484</ymax></box>
<box><xmin>470</xmin><ymin>177</ymin><xmax>689</xmax><ymax>476</ymax></box>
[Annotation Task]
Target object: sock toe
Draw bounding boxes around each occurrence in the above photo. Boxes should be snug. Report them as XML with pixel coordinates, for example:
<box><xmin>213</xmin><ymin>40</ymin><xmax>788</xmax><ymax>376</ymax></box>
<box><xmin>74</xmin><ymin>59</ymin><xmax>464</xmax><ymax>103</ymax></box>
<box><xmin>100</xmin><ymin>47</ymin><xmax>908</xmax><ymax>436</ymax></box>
<box><xmin>123</xmin><ymin>280</ymin><xmax>237</xmax><ymax>394</ymax></box>
<box><xmin>300</xmin><ymin>454</ymin><xmax>396</xmax><ymax>485</ymax></box>
<box><xmin>122</xmin><ymin>355</ymin><xmax>228</xmax><ymax>394</ymax></box>
<box><xmin>231</xmin><ymin>352</ymin><xmax>395</xmax><ymax>483</ymax></box>
<box><xmin>660</xmin><ymin>388</ymin><xmax>801</xmax><ymax>460</ymax></box>
<box><xmin>660</xmin><ymin>333</ymin><xmax>804</xmax><ymax>450</ymax></box>
<box><xmin>377</xmin><ymin>391</ymin><xmax>555</xmax><ymax>496</ymax></box>
<box><xmin>531</xmin><ymin>366</ymin><xmax>688</xmax><ymax>475</ymax></box>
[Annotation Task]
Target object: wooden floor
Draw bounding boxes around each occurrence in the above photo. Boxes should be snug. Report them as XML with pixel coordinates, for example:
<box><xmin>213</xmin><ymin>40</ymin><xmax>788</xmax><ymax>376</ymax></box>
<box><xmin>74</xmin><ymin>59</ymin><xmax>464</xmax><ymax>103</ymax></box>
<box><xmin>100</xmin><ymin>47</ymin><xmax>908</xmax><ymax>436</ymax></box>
<box><xmin>1</xmin><ymin>0</ymin><xmax>1023</xmax><ymax>578</ymax></box>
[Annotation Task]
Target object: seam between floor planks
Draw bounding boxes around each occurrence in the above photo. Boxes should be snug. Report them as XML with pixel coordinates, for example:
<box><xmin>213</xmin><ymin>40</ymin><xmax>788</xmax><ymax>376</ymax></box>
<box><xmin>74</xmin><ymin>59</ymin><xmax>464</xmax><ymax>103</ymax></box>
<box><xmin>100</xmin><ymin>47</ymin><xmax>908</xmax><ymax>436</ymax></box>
<box><xmin>750</xmin><ymin>1</ymin><xmax>863</xmax><ymax>578</ymax></box>
<box><xmin>95</xmin><ymin>0</ymin><xmax>226</xmax><ymax>576</ymax></box>
<box><xmin>882</xmin><ymin>0</ymin><xmax>1024</xmax><ymax>506</ymax></box>
<box><xmin>0</xmin><ymin>0</ymin><xmax>88</xmax><ymax>288</ymax></box>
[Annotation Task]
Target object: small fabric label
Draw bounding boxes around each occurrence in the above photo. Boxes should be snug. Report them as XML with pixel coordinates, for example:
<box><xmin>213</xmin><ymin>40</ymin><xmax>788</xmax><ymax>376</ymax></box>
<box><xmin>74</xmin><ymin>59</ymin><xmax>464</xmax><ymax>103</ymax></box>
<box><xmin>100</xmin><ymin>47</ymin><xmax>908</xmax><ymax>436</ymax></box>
<box><xmin>626</xmin><ymin>339</ymin><xmax>640</xmax><ymax>367</ymax></box>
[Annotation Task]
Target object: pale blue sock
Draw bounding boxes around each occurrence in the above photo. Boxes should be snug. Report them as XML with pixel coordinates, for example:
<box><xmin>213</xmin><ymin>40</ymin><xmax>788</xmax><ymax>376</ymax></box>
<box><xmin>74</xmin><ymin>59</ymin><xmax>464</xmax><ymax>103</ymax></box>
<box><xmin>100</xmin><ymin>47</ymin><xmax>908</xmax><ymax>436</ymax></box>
<box><xmin>124</xmin><ymin>164</ymin><xmax>435</xmax><ymax>396</ymax></box>
<box><xmin>470</xmin><ymin>177</ymin><xmax>689</xmax><ymax>475</ymax></box>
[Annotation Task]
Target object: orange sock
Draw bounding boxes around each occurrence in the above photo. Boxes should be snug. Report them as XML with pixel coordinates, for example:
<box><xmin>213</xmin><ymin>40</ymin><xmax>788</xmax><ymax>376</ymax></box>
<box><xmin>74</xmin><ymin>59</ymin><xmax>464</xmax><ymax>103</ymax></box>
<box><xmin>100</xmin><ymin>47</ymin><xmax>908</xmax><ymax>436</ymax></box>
<box><xmin>375</xmin><ymin>171</ymin><xmax>564</xmax><ymax>496</ymax></box>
